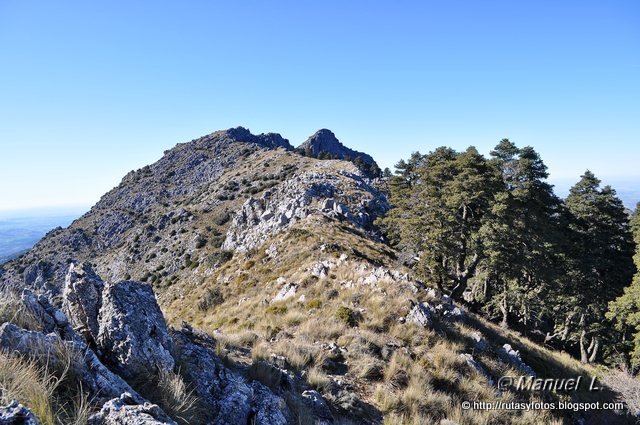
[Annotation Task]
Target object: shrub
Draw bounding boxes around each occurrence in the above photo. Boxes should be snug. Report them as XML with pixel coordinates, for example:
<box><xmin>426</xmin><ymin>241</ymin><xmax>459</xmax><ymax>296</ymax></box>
<box><xmin>197</xmin><ymin>287</ymin><xmax>224</xmax><ymax>311</ymax></box>
<box><xmin>213</xmin><ymin>211</ymin><xmax>231</xmax><ymax>226</ymax></box>
<box><xmin>206</xmin><ymin>250</ymin><xmax>233</xmax><ymax>267</ymax></box>
<box><xmin>336</xmin><ymin>306</ymin><xmax>358</xmax><ymax>327</ymax></box>
<box><xmin>195</xmin><ymin>237</ymin><xmax>207</xmax><ymax>249</ymax></box>
<box><xmin>305</xmin><ymin>299</ymin><xmax>322</xmax><ymax>310</ymax></box>
<box><xmin>265</xmin><ymin>304</ymin><xmax>288</xmax><ymax>315</ymax></box>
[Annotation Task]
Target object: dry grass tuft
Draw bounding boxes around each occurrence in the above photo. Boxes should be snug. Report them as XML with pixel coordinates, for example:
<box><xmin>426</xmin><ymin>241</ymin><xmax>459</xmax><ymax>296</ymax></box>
<box><xmin>0</xmin><ymin>288</ymin><xmax>44</xmax><ymax>332</ymax></box>
<box><xmin>138</xmin><ymin>368</ymin><xmax>203</xmax><ymax>425</ymax></box>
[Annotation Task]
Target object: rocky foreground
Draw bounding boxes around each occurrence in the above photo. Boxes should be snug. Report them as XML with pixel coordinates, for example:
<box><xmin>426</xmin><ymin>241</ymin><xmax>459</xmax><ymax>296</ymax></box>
<box><xmin>1</xmin><ymin>262</ymin><xmax>335</xmax><ymax>424</ymax></box>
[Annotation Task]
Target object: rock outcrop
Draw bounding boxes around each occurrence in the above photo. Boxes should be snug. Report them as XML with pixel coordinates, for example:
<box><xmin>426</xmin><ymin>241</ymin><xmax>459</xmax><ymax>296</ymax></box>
<box><xmin>88</xmin><ymin>393</ymin><xmax>177</xmax><ymax>425</ymax></box>
<box><xmin>1</xmin><ymin>262</ymin><xmax>337</xmax><ymax>424</ymax></box>
<box><xmin>223</xmin><ymin>168</ymin><xmax>388</xmax><ymax>252</ymax></box>
<box><xmin>0</xmin><ymin>322</ymin><xmax>142</xmax><ymax>404</ymax></box>
<box><xmin>96</xmin><ymin>280</ymin><xmax>175</xmax><ymax>382</ymax></box>
<box><xmin>63</xmin><ymin>262</ymin><xmax>104</xmax><ymax>346</ymax></box>
<box><xmin>297</xmin><ymin>129</ymin><xmax>377</xmax><ymax>168</ymax></box>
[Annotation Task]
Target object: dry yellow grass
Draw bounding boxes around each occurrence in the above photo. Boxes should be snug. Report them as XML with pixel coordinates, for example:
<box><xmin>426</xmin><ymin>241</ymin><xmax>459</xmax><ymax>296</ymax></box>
<box><xmin>159</xmin><ymin>211</ymin><xmax>631</xmax><ymax>424</ymax></box>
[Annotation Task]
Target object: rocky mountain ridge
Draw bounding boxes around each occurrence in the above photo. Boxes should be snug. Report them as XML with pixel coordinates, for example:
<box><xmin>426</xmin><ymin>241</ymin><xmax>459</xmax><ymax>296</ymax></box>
<box><xmin>0</xmin><ymin>127</ymin><xmax>636</xmax><ymax>424</ymax></box>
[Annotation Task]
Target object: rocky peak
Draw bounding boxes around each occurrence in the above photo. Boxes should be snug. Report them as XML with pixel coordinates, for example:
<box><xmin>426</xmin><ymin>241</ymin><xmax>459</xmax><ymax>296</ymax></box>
<box><xmin>222</xmin><ymin>126</ymin><xmax>293</xmax><ymax>150</ymax></box>
<box><xmin>297</xmin><ymin>129</ymin><xmax>377</xmax><ymax>167</ymax></box>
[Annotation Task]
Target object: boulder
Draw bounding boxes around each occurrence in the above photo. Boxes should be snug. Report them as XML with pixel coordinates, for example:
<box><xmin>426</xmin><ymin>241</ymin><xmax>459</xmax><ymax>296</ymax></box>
<box><xmin>97</xmin><ymin>281</ymin><xmax>175</xmax><ymax>381</ymax></box>
<box><xmin>406</xmin><ymin>301</ymin><xmax>433</xmax><ymax>328</ymax></box>
<box><xmin>62</xmin><ymin>262</ymin><xmax>104</xmax><ymax>346</ymax></box>
<box><xmin>87</xmin><ymin>393</ymin><xmax>176</xmax><ymax>425</ymax></box>
<box><xmin>272</xmin><ymin>283</ymin><xmax>298</xmax><ymax>302</ymax></box>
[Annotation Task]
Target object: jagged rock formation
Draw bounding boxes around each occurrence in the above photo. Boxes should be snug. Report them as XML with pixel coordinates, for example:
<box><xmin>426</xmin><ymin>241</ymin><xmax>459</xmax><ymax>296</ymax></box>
<box><xmin>297</xmin><ymin>129</ymin><xmax>377</xmax><ymax>168</ymax></box>
<box><xmin>63</xmin><ymin>262</ymin><xmax>103</xmax><ymax>346</ymax></box>
<box><xmin>222</xmin><ymin>169</ymin><xmax>388</xmax><ymax>252</ymax></box>
<box><xmin>87</xmin><ymin>393</ymin><xmax>177</xmax><ymax>425</ymax></box>
<box><xmin>0</xmin><ymin>264</ymin><xmax>335</xmax><ymax>424</ymax></box>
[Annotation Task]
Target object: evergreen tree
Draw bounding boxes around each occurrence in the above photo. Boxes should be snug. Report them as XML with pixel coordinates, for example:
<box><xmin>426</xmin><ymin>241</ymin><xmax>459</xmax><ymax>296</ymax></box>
<box><xmin>380</xmin><ymin>147</ymin><xmax>501</xmax><ymax>299</ymax></box>
<box><xmin>607</xmin><ymin>203</ymin><xmax>640</xmax><ymax>368</ymax></box>
<box><xmin>478</xmin><ymin>140</ymin><xmax>561</xmax><ymax>329</ymax></box>
<box><xmin>561</xmin><ymin>172</ymin><xmax>635</xmax><ymax>363</ymax></box>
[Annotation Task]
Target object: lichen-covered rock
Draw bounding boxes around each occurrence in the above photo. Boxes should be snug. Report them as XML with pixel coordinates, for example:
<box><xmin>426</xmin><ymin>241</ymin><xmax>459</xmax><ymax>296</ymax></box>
<box><xmin>0</xmin><ymin>400</ymin><xmax>41</xmax><ymax>425</ymax></box>
<box><xmin>87</xmin><ymin>393</ymin><xmax>176</xmax><ymax>425</ymax></box>
<box><xmin>249</xmin><ymin>381</ymin><xmax>292</xmax><ymax>425</ymax></box>
<box><xmin>63</xmin><ymin>262</ymin><xmax>104</xmax><ymax>346</ymax></box>
<box><xmin>97</xmin><ymin>281</ymin><xmax>175</xmax><ymax>381</ymax></box>
<box><xmin>171</xmin><ymin>325</ymin><xmax>299</xmax><ymax>424</ymax></box>
<box><xmin>172</xmin><ymin>326</ymin><xmax>251</xmax><ymax>423</ymax></box>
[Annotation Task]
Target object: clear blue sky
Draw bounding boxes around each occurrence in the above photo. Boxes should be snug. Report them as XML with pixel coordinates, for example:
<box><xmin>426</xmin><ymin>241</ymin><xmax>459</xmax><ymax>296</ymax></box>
<box><xmin>1</xmin><ymin>0</ymin><xmax>638</xmax><ymax>211</ymax></box>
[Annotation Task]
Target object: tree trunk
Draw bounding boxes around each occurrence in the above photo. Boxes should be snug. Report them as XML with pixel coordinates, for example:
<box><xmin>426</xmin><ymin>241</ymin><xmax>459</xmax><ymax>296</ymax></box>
<box><xmin>500</xmin><ymin>295</ymin><xmax>508</xmax><ymax>328</ymax></box>
<box><xmin>588</xmin><ymin>337</ymin><xmax>600</xmax><ymax>363</ymax></box>
<box><xmin>579</xmin><ymin>315</ymin><xmax>589</xmax><ymax>363</ymax></box>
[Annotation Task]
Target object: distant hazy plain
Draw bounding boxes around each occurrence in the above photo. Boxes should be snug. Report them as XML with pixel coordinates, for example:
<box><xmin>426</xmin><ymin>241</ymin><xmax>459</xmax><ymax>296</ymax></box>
<box><xmin>0</xmin><ymin>207</ymin><xmax>86</xmax><ymax>263</ymax></box>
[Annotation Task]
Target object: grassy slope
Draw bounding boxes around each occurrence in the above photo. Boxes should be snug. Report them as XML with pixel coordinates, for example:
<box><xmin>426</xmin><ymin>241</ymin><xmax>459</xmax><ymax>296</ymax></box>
<box><xmin>163</xmin><ymin>215</ymin><xmax>629</xmax><ymax>424</ymax></box>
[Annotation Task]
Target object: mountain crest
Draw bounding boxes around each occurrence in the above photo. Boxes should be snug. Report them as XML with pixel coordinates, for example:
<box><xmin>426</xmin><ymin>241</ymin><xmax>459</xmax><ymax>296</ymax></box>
<box><xmin>221</xmin><ymin>127</ymin><xmax>293</xmax><ymax>150</ymax></box>
<box><xmin>297</xmin><ymin>129</ymin><xmax>378</xmax><ymax>170</ymax></box>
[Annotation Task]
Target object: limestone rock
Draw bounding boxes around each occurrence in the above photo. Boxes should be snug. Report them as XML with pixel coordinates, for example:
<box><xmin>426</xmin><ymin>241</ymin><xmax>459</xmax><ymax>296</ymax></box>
<box><xmin>406</xmin><ymin>301</ymin><xmax>433</xmax><ymax>328</ymax></box>
<box><xmin>297</xmin><ymin>129</ymin><xmax>377</xmax><ymax>169</ymax></box>
<box><xmin>222</xmin><ymin>170</ymin><xmax>388</xmax><ymax>253</ymax></box>
<box><xmin>471</xmin><ymin>332</ymin><xmax>488</xmax><ymax>352</ymax></box>
<box><xmin>272</xmin><ymin>283</ymin><xmax>298</xmax><ymax>302</ymax></box>
<box><xmin>301</xmin><ymin>390</ymin><xmax>334</xmax><ymax>424</ymax></box>
<box><xmin>171</xmin><ymin>326</ymin><xmax>293</xmax><ymax>424</ymax></box>
<box><xmin>501</xmin><ymin>344</ymin><xmax>536</xmax><ymax>377</ymax></box>
<box><xmin>87</xmin><ymin>393</ymin><xmax>176</xmax><ymax>425</ymax></box>
<box><xmin>97</xmin><ymin>281</ymin><xmax>175</xmax><ymax>381</ymax></box>
<box><xmin>63</xmin><ymin>262</ymin><xmax>104</xmax><ymax>346</ymax></box>
<box><xmin>0</xmin><ymin>400</ymin><xmax>41</xmax><ymax>425</ymax></box>
<box><xmin>0</xmin><ymin>323</ymin><xmax>142</xmax><ymax>404</ymax></box>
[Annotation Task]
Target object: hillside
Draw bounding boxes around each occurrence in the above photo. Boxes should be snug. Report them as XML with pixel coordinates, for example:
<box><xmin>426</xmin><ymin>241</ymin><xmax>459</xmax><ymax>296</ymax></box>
<box><xmin>0</xmin><ymin>128</ymin><xmax>637</xmax><ymax>424</ymax></box>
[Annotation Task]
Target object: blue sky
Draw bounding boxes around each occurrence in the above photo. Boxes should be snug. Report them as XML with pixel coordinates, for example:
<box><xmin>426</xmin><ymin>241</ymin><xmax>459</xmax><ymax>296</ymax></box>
<box><xmin>0</xmin><ymin>0</ymin><xmax>638</xmax><ymax>211</ymax></box>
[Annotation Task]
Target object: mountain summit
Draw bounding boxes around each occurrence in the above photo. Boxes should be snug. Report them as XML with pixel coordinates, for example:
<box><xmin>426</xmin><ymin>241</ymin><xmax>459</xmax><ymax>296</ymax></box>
<box><xmin>297</xmin><ymin>129</ymin><xmax>379</xmax><ymax>175</ymax></box>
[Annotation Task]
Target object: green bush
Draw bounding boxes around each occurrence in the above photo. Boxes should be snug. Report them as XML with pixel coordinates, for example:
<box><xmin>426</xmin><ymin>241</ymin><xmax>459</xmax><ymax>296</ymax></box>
<box><xmin>305</xmin><ymin>299</ymin><xmax>322</xmax><ymax>310</ymax></box>
<box><xmin>265</xmin><ymin>305</ymin><xmax>288</xmax><ymax>315</ymax></box>
<box><xmin>336</xmin><ymin>306</ymin><xmax>358</xmax><ymax>327</ymax></box>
